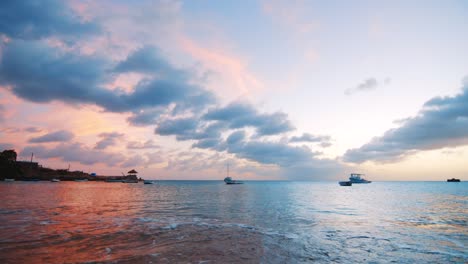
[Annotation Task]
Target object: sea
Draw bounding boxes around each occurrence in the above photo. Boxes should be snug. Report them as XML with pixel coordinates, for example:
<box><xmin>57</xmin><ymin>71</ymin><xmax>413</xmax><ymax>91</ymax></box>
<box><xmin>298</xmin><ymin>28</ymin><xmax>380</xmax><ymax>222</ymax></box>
<box><xmin>0</xmin><ymin>181</ymin><xmax>466</xmax><ymax>263</ymax></box>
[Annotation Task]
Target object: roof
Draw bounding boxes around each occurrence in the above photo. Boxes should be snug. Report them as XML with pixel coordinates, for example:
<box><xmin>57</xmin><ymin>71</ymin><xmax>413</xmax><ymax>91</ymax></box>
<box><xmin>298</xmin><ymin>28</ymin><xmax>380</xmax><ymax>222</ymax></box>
<box><xmin>128</xmin><ymin>169</ymin><xmax>138</xmax><ymax>174</ymax></box>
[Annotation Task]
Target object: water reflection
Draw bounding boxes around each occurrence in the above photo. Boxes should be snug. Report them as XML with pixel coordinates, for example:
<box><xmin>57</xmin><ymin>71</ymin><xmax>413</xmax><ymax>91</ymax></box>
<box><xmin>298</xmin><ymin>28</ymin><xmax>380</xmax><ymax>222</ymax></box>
<box><xmin>0</xmin><ymin>181</ymin><xmax>466</xmax><ymax>263</ymax></box>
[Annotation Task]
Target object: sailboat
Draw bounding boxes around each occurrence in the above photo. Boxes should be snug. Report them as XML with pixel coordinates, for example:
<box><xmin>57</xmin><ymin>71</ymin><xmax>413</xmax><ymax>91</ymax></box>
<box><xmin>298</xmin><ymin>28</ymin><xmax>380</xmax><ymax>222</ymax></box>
<box><xmin>223</xmin><ymin>163</ymin><xmax>243</xmax><ymax>184</ymax></box>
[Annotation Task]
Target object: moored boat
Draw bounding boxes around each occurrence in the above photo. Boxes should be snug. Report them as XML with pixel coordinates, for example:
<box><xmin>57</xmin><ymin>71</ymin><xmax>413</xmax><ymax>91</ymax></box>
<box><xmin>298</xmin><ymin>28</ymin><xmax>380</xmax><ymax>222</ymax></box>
<box><xmin>143</xmin><ymin>180</ymin><xmax>155</xmax><ymax>184</ymax></box>
<box><xmin>349</xmin><ymin>173</ymin><xmax>371</xmax><ymax>184</ymax></box>
<box><xmin>447</xmin><ymin>178</ymin><xmax>461</xmax><ymax>182</ymax></box>
<box><xmin>74</xmin><ymin>179</ymin><xmax>88</xmax><ymax>182</ymax></box>
<box><xmin>339</xmin><ymin>181</ymin><xmax>352</xmax><ymax>186</ymax></box>
<box><xmin>51</xmin><ymin>179</ymin><xmax>60</xmax><ymax>182</ymax></box>
<box><xmin>223</xmin><ymin>164</ymin><xmax>243</xmax><ymax>184</ymax></box>
<box><xmin>4</xmin><ymin>178</ymin><xmax>15</xmax><ymax>182</ymax></box>
<box><xmin>224</xmin><ymin>177</ymin><xmax>243</xmax><ymax>185</ymax></box>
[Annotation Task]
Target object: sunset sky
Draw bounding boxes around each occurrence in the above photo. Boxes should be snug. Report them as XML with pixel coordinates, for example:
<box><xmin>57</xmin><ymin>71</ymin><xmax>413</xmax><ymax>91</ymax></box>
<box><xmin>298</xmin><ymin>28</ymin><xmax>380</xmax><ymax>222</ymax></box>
<box><xmin>0</xmin><ymin>0</ymin><xmax>467</xmax><ymax>180</ymax></box>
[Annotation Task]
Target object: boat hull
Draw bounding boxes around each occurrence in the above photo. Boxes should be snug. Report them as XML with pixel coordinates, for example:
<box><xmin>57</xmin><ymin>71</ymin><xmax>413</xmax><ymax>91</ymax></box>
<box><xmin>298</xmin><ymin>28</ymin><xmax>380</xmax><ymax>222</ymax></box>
<box><xmin>339</xmin><ymin>181</ymin><xmax>352</xmax><ymax>186</ymax></box>
<box><xmin>447</xmin><ymin>178</ymin><xmax>460</xmax><ymax>182</ymax></box>
<box><xmin>350</xmin><ymin>180</ymin><xmax>372</xmax><ymax>184</ymax></box>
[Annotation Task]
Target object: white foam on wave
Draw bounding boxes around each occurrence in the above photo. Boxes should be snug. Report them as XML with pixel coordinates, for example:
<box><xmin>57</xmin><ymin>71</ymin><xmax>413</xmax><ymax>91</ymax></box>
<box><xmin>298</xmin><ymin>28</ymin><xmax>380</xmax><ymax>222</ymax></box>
<box><xmin>161</xmin><ymin>223</ymin><xmax>179</xmax><ymax>230</ymax></box>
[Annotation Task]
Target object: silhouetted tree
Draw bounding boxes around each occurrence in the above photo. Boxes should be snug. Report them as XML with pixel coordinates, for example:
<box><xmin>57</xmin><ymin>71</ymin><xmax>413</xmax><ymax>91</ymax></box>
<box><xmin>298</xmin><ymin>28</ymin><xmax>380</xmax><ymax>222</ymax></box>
<box><xmin>0</xmin><ymin>149</ymin><xmax>21</xmax><ymax>178</ymax></box>
<box><xmin>0</xmin><ymin>149</ymin><xmax>17</xmax><ymax>162</ymax></box>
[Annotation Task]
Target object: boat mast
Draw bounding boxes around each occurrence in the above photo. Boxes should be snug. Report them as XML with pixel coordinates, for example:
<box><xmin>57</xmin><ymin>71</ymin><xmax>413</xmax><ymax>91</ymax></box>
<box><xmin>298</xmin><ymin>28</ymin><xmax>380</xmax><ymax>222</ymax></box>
<box><xmin>227</xmin><ymin>163</ymin><xmax>229</xmax><ymax>177</ymax></box>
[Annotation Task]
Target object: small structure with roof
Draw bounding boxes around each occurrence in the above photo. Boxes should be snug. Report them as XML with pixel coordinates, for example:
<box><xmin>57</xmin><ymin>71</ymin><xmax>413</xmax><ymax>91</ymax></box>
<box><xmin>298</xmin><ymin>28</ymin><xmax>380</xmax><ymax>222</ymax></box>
<box><xmin>123</xmin><ymin>169</ymin><xmax>139</xmax><ymax>183</ymax></box>
<box><xmin>128</xmin><ymin>169</ymin><xmax>138</xmax><ymax>176</ymax></box>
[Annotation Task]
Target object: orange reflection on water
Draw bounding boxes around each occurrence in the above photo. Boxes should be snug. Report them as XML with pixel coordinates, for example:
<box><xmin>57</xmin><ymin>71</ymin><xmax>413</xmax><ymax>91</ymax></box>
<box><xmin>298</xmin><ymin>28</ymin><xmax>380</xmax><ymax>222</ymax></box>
<box><xmin>0</xmin><ymin>182</ymin><xmax>148</xmax><ymax>263</ymax></box>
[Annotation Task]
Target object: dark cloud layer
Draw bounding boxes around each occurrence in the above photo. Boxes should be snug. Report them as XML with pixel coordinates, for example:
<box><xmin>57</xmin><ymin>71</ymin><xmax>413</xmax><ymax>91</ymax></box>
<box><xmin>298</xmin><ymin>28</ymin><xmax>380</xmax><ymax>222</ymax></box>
<box><xmin>203</xmin><ymin>102</ymin><xmax>295</xmax><ymax>136</ymax></box>
<box><xmin>0</xmin><ymin>42</ymin><xmax>215</xmax><ymax>115</ymax></box>
<box><xmin>0</xmin><ymin>40</ymin><xmax>112</xmax><ymax>105</ymax></box>
<box><xmin>0</xmin><ymin>0</ymin><xmax>99</xmax><ymax>40</ymax></box>
<box><xmin>28</xmin><ymin>130</ymin><xmax>74</xmax><ymax>143</ymax></box>
<box><xmin>344</xmin><ymin>85</ymin><xmax>468</xmax><ymax>163</ymax></box>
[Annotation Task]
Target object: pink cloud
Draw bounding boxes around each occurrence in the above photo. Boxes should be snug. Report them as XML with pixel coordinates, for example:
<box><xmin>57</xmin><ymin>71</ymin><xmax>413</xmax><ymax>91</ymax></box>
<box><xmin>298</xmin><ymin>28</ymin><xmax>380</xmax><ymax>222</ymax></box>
<box><xmin>178</xmin><ymin>35</ymin><xmax>264</xmax><ymax>100</ymax></box>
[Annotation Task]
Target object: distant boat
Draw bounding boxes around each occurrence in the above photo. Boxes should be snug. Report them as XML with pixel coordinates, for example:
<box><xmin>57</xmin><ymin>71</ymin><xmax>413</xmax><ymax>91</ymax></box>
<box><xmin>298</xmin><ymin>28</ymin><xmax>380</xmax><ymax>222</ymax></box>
<box><xmin>224</xmin><ymin>177</ymin><xmax>243</xmax><ymax>184</ymax></box>
<box><xmin>349</xmin><ymin>173</ymin><xmax>371</xmax><ymax>184</ymax></box>
<box><xmin>339</xmin><ymin>181</ymin><xmax>352</xmax><ymax>186</ymax></box>
<box><xmin>143</xmin><ymin>180</ymin><xmax>155</xmax><ymax>184</ymax></box>
<box><xmin>51</xmin><ymin>179</ymin><xmax>60</xmax><ymax>182</ymax></box>
<box><xmin>447</xmin><ymin>178</ymin><xmax>461</xmax><ymax>182</ymax></box>
<box><xmin>74</xmin><ymin>179</ymin><xmax>88</xmax><ymax>182</ymax></box>
<box><xmin>223</xmin><ymin>164</ymin><xmax>243</xmax><ymax>184</ymax></box>
<box><xmin>4</xmin><ymin>178</ymin><xmax>15</xmax><ymax>182</ymax></box>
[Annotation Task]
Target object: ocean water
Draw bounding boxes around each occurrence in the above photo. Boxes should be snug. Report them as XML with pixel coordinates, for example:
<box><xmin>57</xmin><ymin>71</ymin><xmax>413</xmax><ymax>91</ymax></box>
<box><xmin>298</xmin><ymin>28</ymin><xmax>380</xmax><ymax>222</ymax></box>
<box><xmin>0</xmin><ymin>181</ymin><xmax>466</xmax><ymax>263</ymax></box>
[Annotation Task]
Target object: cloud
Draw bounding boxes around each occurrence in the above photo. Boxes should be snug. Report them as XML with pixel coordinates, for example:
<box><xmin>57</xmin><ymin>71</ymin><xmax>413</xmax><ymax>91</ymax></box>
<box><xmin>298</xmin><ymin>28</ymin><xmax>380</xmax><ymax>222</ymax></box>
<box><xmin>345</xmin><ymin>78</ymin><xmax>378</xmax><ymax>95</ymax></box>
<box><xmin>0</xmin><ymin>104</ymin><xmax>4</xmax><ymax>122</ymax></box>
<box><xmin>290</xmin><ymin>133</ymin><xmax>331</xmax><ymax>145</ymax></box>
<box><xmin>0</xmin><ymin>2</ymin><xmax>345</xmax><ymax>179</ymax></box>
<box><xmin>227</xmin><ymin>139</ymin><xmax>316</xmax><ymax>167</ymax></box>
<box><xmin>127</xmin><ymin>109</ymin><xmax>164</xmax><ymax>126</ymax></box>
<box><xmin>0</xmin><ymin>127</ymin><xmax>20</xmax><ymax>133</ymax></box>
<box><xmin>24</xmin><ymin>127</ymin><xmax>42</xmax><ymax>133</ymax></box>
<box><xmin>0</xmin><ymin>0</ymin><xmax>99</xmax><ymax>40</ymax></box>
<box><xmin>0</xmin><ymin>42</ymin><xmax>216</xmax><ymax>115</ymax></box>
<box><xmin>0</xmin><ymin>143</ymin><xmax>14</xmax><ymax>150</ymax></box>
<box><xmin>121</xmin><ymin>154</ymin><xmax>145</xmax><ymax>168</ymax></box>
<box><xmin>119</xmin><ymin>152</ymin><xmax>164</xmax><ymax>168</ymax></box>
<box><xmin>203</xmin><ymin>102</ymin><xmax>295</xmax><ymax>136</ymax></box>
<box><xmin>343</xmin><ymin>83</ymin><xmax>468</xmax><ymax>163</ymax></box>
<box><xmin>114</xmin><ymin>46</ymin><xmax>184</xmax><ymax>76</ymax></box>
<box><xmin>192</xmin><ymin>138</ymin><xmax>222</xmax><ymax>149</ymax></box>
<box><xmin>0</xmin><ymin>40</ymin><xmax>113</xmax><ymax>106</ymax></box>
<box><xmin>94</xmin><ymin>132</ymin><xmax>124</xmax><ymax>150</ymax></box>
<box><xmin>21</xmin><ymin>143</ymin><xmax>126</xmax><ymax>166</ymax></box>
<box><xmin>226</xmin><ymin>130</ymin><xmax>246</xmax><ymax>145</ymax></box>
<box><xmin>127</xmin><ymin>140</ymin><xmax>159</xmax><ymax>149</ymax></box>
<box><xmin>28</xmin><ymin>130</ymin><xmax>74</xmax><ymax>143</ymax></box>
<box><xmin>155</xmin><ymin>117</ymin><xmax>198</xmax><ymax>139</ymax></box>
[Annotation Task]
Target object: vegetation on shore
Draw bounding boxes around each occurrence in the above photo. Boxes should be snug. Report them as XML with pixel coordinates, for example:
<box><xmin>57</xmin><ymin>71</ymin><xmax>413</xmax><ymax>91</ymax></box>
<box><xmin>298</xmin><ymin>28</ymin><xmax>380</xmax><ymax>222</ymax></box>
<box><xmin>0</xmin><ymin>149</ymin><xmax>140</xmax><ymax>182</ymax></box>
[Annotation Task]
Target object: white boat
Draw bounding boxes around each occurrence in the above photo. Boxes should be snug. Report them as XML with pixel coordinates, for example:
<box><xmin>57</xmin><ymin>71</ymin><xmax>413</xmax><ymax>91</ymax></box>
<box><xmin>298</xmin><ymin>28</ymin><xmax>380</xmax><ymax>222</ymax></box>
<box><xmin>4</xmin><ymin>178</ymin><xmax>15</xmax><ymax>182</ymax></box>
<box><xmin>349</xmin><ymin>173</ymin><xmax>371</xmax><ymax>184</ymax></box>
<box><xmin>51</xmin><ymin>179</ymin><xmax>60</xmax><ymax>182</ymax></box>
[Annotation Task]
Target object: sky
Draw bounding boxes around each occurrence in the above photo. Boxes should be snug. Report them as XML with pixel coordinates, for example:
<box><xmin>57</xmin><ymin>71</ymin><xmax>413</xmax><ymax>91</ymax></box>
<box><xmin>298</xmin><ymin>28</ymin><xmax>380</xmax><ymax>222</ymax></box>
<box><xmin>0</xmin><ymin>0</ymin><xmax>467</xmax><ymax>181</ymax></box>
